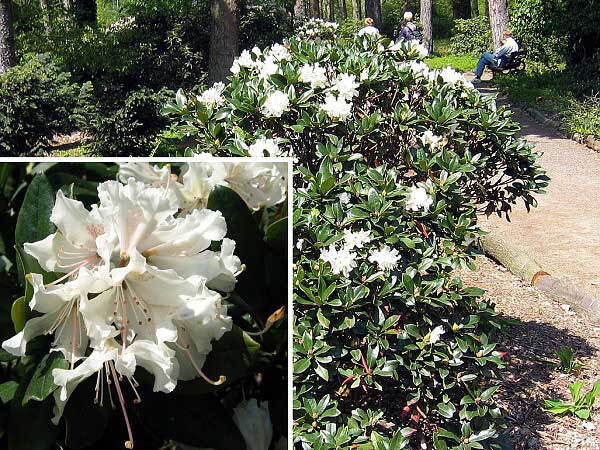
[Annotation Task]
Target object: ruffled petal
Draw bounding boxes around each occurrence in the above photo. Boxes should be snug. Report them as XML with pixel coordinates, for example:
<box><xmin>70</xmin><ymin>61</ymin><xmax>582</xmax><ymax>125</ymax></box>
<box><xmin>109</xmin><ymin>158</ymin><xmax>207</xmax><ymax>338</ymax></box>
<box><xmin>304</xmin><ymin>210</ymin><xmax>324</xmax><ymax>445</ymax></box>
<box><xmin>52</xmin><ymin>344</ymin><xmax>118</xmax><ymax>424</ymax></box>
<box><xmin>51</xmin><ymin>190</ymin><xmax>101</xmax><ymax>249</ymax></box>
<box><xmin>144</xmin><ymin>208</ymin><xmax>227</xmax><ymax>257</ymax></box>
<box><xmin>116</xmin><ymin>340</ymin><xmax>178</xmax><ymax>393</ymax></box>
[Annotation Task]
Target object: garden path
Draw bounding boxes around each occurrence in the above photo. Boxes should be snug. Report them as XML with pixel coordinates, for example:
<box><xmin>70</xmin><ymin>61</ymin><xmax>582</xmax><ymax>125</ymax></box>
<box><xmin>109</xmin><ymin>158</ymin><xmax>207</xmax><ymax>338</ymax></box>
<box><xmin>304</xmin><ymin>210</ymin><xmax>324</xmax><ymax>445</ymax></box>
<box><xmin>466</xmin><ymin>75</ymin><xmax>600</xmax><ymax>298</ymax></box>
<box><xmin>460</xmin><ymin>256</ymin><xmax>600</xmax><ymax>450</ymax></box>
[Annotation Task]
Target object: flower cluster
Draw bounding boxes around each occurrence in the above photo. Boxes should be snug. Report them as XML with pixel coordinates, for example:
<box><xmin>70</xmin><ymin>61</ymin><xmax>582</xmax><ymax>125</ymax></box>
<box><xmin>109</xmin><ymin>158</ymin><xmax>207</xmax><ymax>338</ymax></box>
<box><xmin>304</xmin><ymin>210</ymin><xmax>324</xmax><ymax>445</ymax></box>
<box><xmin>296</xmin><ymin>18</ymin><xmax>339</xmax><ymax>41</ymax></box>
<box><xmin>2</xmin><ymin>161</ymin><xmax>287</xmax><ymax>449</ymax></box>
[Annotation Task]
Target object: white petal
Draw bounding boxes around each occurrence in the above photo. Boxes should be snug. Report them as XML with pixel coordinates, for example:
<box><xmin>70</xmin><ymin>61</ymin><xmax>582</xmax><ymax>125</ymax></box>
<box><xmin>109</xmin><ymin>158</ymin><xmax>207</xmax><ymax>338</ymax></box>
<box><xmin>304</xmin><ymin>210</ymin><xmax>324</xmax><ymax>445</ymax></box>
<box><xmin>51</xmin><ymin>190</ymin><xmax>101</xmax><ymax>249</ymax></box>
<box><xmin>25</xmin><ymin>232</ymin><xmax>97</xmax><ymax>273</ymax></box>
<box><xmin>223</xmin><ymin>163</ymin><xmax>288</xmax><ymax>210</ymax></box>
<box><xmin>232</xmin><ymin>399</ymin><xmax>273</xmax><ymax>450</ymax></box>
<box><xmin>144</xmin><ymin>209</ymin><xmax>227</xmax><ymax>257</ymax></box>
<box><xmin>2</xmin><ymin>312</ymin><xmax>61</xmax><ymax>356</ymax></box>
<box><xmin>116</xmin><ymin>341</ymin><xmax>178</xmax><ymax>393</ymax></box>
<box><xmin>52</xmin><ymin>344</ymin><xmax>118</xmax><ymax>424</ymax></box>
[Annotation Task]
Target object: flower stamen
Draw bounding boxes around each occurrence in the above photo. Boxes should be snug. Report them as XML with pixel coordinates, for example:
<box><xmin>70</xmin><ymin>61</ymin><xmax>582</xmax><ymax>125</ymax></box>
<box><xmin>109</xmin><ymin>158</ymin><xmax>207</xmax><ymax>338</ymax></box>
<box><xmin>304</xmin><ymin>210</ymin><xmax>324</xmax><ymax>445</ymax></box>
<box><xmin>108</xmin><ymin>361</ymin><xmax>135</xmax><ymax>449</ymax></box>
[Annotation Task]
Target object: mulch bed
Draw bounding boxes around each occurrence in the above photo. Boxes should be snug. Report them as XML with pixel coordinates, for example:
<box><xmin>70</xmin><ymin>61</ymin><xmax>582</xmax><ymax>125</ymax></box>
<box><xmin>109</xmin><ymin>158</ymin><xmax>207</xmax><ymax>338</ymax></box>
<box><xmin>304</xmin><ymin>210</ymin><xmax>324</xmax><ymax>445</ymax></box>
<box><xmin>460</xmin><ymin>256</ymin><xmax>600</xmax><ymax>450</ymax></box>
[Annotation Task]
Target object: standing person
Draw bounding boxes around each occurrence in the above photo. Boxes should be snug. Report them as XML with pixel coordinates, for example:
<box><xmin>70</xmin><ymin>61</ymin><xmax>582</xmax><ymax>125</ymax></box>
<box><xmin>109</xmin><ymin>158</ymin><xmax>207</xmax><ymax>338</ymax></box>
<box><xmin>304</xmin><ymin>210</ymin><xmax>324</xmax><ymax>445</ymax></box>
<box><xmin>473</xmin><ymin>28</ymin><xmax>519</xmax><ymax>83</ymax></box>
<box><xmin>358</xmin><ymin>17</ymin><xmax>379</xmax><ymax>36</ymax></box>
<box><xmin>400</xmin><ymin>12</ymin><xmax>422</xmax><ymax>42</ymax></box>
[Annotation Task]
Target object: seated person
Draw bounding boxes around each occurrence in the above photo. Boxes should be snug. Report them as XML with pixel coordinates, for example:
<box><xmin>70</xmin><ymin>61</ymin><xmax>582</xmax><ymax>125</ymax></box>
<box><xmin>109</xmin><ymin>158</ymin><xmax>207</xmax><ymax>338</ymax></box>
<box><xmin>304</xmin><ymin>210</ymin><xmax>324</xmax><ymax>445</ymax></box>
<box><xmin>400</xmin><ymin>12</ymin><xmax>418</xmax><ymax>41</ymax></box>
<box><xmin>358</xmin><ymin>17</ymin><xmax>379</xmax><ymax>36</ymax></box>
<box><xmin>473</xmin><ymin>29</ymin><xmax>519</xmax><ymax>83</ymax></box>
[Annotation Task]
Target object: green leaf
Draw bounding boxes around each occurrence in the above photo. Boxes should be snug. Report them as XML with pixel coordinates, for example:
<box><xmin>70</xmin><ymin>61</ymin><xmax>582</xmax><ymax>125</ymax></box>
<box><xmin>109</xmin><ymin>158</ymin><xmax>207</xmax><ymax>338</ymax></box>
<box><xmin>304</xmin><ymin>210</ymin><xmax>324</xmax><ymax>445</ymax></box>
<box><xmin>264</xmin><ymin>217</ymin><xmax>288</xmax><ymax>248</ymax></box>
<box><xmin>207</xmin><ymin>186</ymin><xmax>266</xmax><ymax>313</ymax></box>
<box><xmin>10</xmin><ymin>296</ymin><xmax>27</xmax><ymax>333</ymax></box>
<box><xmin>437</xmin><ymin>401</ymin><xmax>456</xmax><ymax>418</ymax></box>
<box><xmin>14</xmin><ymin>174</ymin><xmax>56</xmax><ymax>285</ymax></box>
<box><xmin>23</xmin><ymin>352</ymin><xmax>69</xmax><ymax>405</ymax></box>
<box><xmin>0</xmin><ymin>381</ymin><xmax>19</xmax><ymax>404</ymax></box>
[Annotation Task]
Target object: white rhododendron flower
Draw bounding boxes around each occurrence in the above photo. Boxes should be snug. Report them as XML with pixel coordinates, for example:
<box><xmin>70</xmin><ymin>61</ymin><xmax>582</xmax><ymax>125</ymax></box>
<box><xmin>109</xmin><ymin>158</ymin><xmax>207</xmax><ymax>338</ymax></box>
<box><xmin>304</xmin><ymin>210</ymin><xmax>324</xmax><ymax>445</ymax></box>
<box><xmin>406</xmin><ymin>185</ymin><xmax>434</xmax><ymax>212</ymax></box>
<box><xmin>269</xmin><ymin>43</ymin><xmax>291</xmax><ymax>61</ymax></box>
<box><xmin>343</xmin><ymin>229</ymin><xmax>371</xmax><ymax>249</ymax></box>
<box><xmin>197</xmin><ymin>82</ymin><xmax>226</xmax><ymax>109</ymax></box>
<box><xmin>439</xmin><ymin>67</ymin><xmax>464</xmax><ymax>85</ymax></box>
<box><xmin>299</xmin><ymin>63</ymin><xmax>328</xmax><ymax>89</ymax></box>
<box><xmin>232</xmin><ymin>399</ymin><xmax>273</xmax><ymax>450</ymax></box>
<box><xmin>400</xmin><ymin>60</ymin><xmax>430</xmax><ymax>77</ymax></box>
<box><xmin>249</xmin><ymin>137</ymin><xmax>280</xmax><ymax>157</ymax></box>
<box><xmin>428</xmin><ymin>325</ymin><xmax>446</xmax><ymax>344</ymax></box>
<box><xmin>237</xmin><ymin>49</ymin><xmax>256</xmax><ymax>68</ymax></box>
<box><xmin>261</xmin><ymin>90</ymin><xmax>290</xmax><ymax>118</ymax></box>
<box><xmin>180</xmin><ymin>162</ymin><xmax>288</xmax><ymax>210</ymax></box>
<box><xmin>338</xmin><ymin>192</ymin><xmax>351</xmax><ymax>205</ymax></box>
<box><xmin>117</xmin><ymin>162</ymin><xmax>288</xmax><ymax>212</ymax></box>
<box><xmin>368</xmin><ymin>246</ymin><xmax>401</xmax><ymax>271</ymax></box>
<box><xmin>332</xmin><ymin>73</ymin><xmax>359</xmax><ymax>100</ymax></box>
<box><xmin>321</xmin><ymin>94</ymin><xmax>352</xmax><ymax>121</ymax></box>
<box><xmin>0</xmin><ymin>161</ymin><xmax>285</xmax><ymax>450</ymax></box>
<box><xmin>320</xmin><ymin>244</ymin><xmax>357</xmax><ymax>277</ymax></box>
<box><xmin>258</xmin><ymin>56</ymin><xmax>280</xmax><ymax>80</ymax></box>
<box><xmin>420</xmin><ymin>130</ymin><xmax>444</xmax><ymax>149</ymax></box>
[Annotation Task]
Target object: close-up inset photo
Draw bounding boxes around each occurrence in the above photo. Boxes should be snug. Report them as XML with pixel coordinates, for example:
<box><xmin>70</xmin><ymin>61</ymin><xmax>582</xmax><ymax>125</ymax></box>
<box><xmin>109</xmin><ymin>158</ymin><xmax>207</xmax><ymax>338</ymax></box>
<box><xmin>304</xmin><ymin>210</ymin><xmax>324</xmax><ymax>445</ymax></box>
<box><xmin>0</xmin><ymin>160</ymin><xmax>290</xmax><ymax>450</ymax></box>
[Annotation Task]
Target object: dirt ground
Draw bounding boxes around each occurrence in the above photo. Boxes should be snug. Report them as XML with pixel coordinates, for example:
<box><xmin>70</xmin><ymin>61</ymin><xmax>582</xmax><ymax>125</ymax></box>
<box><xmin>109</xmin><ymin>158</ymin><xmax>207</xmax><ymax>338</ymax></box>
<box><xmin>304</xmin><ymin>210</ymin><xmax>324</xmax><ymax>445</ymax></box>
<box><xmin>460</xmin><ymin>256</ymin><xmax>600</xmax><ymax>450</ymax></box>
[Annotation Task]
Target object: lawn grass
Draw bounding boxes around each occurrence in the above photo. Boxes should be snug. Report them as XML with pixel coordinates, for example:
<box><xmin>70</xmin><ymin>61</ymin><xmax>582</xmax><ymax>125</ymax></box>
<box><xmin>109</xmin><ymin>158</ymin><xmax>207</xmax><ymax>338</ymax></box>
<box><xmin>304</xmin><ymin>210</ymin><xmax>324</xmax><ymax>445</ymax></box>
<box><xmin>426</xmin><ymin>54</ymin><xmax>478</xmax><ymax>73</ymax></box>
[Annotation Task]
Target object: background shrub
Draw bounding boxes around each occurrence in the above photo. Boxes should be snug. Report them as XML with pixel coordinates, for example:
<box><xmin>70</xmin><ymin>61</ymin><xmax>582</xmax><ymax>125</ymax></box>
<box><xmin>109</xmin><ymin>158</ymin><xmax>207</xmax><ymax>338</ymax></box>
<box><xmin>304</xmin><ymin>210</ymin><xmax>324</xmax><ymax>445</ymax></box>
<box><xmin>240</xmin><ymin>0</ymin><xmax>294</xmax><ymax>51</ymax></box>
<box><xmin>89</xmin><ymin>87</ymin><xmax>172</xmax><ymax>156</ymax></box>
<box><xmin>449</xmin><ymin>16</ymin><xmax>492</xmax><ymax>56</ymax></box>
<box><xmin>0</xmin><ymin>54</ymin><xmax>95</xmax><ymax>156</ymax></box>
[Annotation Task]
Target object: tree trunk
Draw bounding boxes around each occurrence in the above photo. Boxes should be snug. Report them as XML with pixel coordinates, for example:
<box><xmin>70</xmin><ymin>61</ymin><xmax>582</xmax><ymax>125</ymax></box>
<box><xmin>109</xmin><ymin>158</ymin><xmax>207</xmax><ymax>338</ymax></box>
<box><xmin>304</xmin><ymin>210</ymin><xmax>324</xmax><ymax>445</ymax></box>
<box><xmin>339</xmin><ymin>0</ymin><xmax>347</xmax><ymax>20</ymax></box>
<box><xmin>0</xmin><ymin>0</ymin><xmax>15</xmax><ymax>75</ymax></box>
<box><xmin>309</xmin><ymin>0</ymin><xmax>319</xmax><ymax>18</ymax></box>
<box><xmin>488</xmin><ymin>0</ymin><xmax>508</xmax><ymax>49</ymax></box>
<box><xmin>208</xmin><ymin>0</ymin><xmax>239</xmax><ymax>84</ymax></box>
<box><xmin>421</xmin><ymin>0</ymin><xmax>433</xmax><ymax>54</ymax></box>
<box><xmin>364</xmin><ymin>0</ymin><xmax>380</xmax><ymax>26</ymax></box>
<box><xmin>470</xmin><ymin>0</ymin><xmax>479</xmax><ymax>17</ymax></box>
<box><xmin>452</xmin><ymin>0</ymin><xmax>471</xmax><ymax>19</ymax></box>
<box><xmin>328</xmin><ymin>0</ymin><xmax>334</xmax><ymax>21</ymax></box>
<box><xmin>351</xmin><ymin>0</ymin><xmax>360</xmax><ymax>19</ymax></box>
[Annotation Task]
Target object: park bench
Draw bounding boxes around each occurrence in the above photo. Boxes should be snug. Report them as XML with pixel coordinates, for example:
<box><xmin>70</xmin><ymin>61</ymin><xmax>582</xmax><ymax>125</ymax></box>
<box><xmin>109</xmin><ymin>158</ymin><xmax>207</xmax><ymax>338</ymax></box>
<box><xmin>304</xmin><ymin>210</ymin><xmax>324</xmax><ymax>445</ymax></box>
<box><xmin>491</xmin><ymin>50</ymin><xmax>528</xmax><ymax>77</ymax></box>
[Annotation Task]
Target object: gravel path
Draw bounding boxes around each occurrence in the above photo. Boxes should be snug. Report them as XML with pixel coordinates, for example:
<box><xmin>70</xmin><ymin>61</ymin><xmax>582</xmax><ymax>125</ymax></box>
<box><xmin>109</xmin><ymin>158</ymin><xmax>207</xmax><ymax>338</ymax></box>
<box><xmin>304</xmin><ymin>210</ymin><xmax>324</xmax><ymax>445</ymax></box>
<box><xmin>460</xmin><ymin>256</ymin><xmax>600</xmax><ymax>450</ymax></box>
<box><xmin>465</xmin><ymin>76</ymin><xmax>600</xmax><ymax>298</ymax></box>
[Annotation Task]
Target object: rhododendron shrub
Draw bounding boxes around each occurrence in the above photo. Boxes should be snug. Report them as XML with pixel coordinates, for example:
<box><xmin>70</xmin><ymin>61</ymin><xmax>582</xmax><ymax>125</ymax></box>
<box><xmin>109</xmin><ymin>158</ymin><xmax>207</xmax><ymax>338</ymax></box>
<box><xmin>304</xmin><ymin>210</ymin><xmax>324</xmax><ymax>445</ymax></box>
<box><xmin>0</xmin><ymin>162</ymin><xmax>289</xmax><ymax>450</ymax></box>
<box><xmin>166</xmin><ymin>21</ymin><xmax>547</xmax><ymax>449</ymax></box>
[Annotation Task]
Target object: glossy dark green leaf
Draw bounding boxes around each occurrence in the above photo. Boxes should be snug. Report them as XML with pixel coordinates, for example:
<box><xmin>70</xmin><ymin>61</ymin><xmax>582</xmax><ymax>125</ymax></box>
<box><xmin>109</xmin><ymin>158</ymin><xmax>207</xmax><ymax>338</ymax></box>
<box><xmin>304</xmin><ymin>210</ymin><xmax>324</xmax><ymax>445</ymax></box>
<box><xmin>207</xmin><ymin>185</ymin><xmax>265</xmax><ymax>312</ymax></box>
<box><xmin>14</xmin><ymin>174</ymin><xmax>56</xmax><ymax>284</ymax></box>
<box><xmin>23</xmin><ymin>352</ymin><xmax>69</xmax><ymax>405</ymax></box>
<box><xmin>0</xmin><ymin>381</ymin><xmax>19</xmax><ymax>404</ymax></box>
<box><xmin>10</xmin><ymin>296</ymin><xmax>27</xmax><ymax>333</ymax></box>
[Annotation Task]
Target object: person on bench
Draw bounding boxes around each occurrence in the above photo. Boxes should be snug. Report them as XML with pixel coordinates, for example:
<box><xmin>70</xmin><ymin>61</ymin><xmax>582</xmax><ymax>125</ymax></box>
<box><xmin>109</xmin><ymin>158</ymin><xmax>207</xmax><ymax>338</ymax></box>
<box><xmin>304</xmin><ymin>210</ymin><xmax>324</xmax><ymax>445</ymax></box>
<box><xmin>473</xmin><ymin>29</ymin><xmax>519</xmax><ymax>83</ymax></box>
